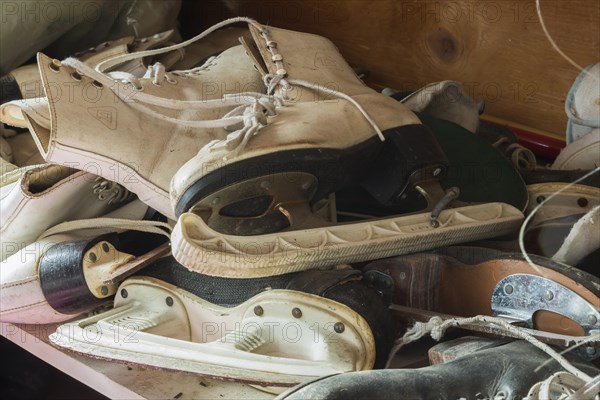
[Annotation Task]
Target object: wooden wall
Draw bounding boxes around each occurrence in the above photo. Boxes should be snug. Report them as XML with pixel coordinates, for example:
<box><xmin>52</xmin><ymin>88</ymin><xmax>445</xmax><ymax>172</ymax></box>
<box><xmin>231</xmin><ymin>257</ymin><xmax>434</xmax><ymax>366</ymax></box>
<box><xmin>183</xmin><ymin>0</ymin><xmax>600</xmax><ymax>141</ymax></box>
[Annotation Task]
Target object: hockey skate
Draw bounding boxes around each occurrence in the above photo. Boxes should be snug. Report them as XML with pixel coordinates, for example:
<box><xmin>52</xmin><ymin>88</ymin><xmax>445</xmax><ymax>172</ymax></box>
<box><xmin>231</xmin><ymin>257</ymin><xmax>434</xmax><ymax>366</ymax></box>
<box><xmin>164</xmin><ymin>18</ymin><xmax>524</xmax><ymax>278</ymax></box>
<box><xmin>362</xmin><ymin>246</ymin><xmax>600</xmax><ymax>360</ymax></box>
<box><xmin>50</xmin><ymin>258</ymin><xmax>396</xmax><ymax>386</ymax></box>
<box><xmin>0</xmin><ymin>200</ymin><xmax>170</xmax><ymax>324</ymax></box>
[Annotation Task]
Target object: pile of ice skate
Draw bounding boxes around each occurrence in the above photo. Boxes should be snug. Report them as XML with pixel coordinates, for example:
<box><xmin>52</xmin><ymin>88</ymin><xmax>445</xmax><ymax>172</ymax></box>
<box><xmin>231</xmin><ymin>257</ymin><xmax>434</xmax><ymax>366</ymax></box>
<box><xmin>0</xmin><ymin>17</ymin><xmax>598</xmax><ymax>399</ymax></box>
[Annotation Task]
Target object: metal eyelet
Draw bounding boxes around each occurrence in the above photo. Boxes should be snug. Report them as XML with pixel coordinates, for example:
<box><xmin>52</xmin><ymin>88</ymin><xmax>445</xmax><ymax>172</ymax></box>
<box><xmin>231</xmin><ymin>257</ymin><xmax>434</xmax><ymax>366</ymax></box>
<box><xmin>166</xmin><ymin>77</ymin><xmax>177</xmax><ymax>85</ymax></box>
<box><xmin>71</xmin><ymin>71</ymin><xmax>82</xmax><ymax>81</ymax></box>
<box><xmin>151</xmin><ymin>81</ymin><xmax>162</xmax><ymax>87</ymax></box>
<box><xmin>92</xmin><ymin>80</ymin><xmax>103</xmax><ymax>88</ymax></box>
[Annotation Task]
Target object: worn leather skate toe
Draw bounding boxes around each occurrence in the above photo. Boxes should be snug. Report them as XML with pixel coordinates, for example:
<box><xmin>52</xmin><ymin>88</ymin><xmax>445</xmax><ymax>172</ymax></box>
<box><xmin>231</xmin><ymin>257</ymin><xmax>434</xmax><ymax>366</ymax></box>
<box><xmin>275</xmin><ymin>339</ymin><xmax>599</xmax><ymax>400</ymax></box>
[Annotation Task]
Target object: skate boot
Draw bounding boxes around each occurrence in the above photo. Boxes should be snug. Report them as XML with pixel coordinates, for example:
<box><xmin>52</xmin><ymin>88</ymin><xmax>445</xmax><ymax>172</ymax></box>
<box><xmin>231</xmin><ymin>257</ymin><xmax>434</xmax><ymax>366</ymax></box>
<box><xmin>0</xmin><ymin>26</ymin><xmax>248</xmax><ymax>131</ymax></box>
<box><xmin>0</xmin><ymin>29</ymin><xmax>181</xmax><ymax>103</ymax></box>
<box><xmin>50</xmin><ymin>259</ymin><xmax>396</xmax><ymax>387</ymax></box>
<box><xmin>564</xmin><ymin>63</ymin><xmax>599</xmax><ymax>144</ymax></box>
<box><xmin>362</xmin><ymin>246</ymin><xmax>600</xmax><ymax>360</ymax></box>
<box><xmin>166</xmin><ymin>18</ymin><xmax>523</xmax><ymax>278</ymax></box>
<box><xmin>1</xmin><ymin>163</ymin><xmax>135</xmax><ymax>261</ymax></box>
<box><xmin>552</xmin><ymin>130</ymin><xmax>600</xmax><ymax>170</ymax></box>
<box><xmin>335</xmin><ymin>112</ymin><xmax>529</xmax><ymax>220</ymax></box>
<box><xmin>0</xmin><ymin>38</ymin><xmax>265</xmax><ymax>218</ymax></box>
<box><xmin>0</xmin><ymin>200</ymin><xmax>170</xmax><ymax>324</ymax></box>
<box><xmin>524</xmin><ymin>182</ymin><xmax>600</xmax><ymax>271</ymax></box>
<box><xmin>399</xmin><ymin>80</ymin><xmax>482</xmax><ymax>133</ymax></box>
<box><xmin>276</xmin><ymin>339</ymin><xmax>600</xmax><ymax>400</ymax></box>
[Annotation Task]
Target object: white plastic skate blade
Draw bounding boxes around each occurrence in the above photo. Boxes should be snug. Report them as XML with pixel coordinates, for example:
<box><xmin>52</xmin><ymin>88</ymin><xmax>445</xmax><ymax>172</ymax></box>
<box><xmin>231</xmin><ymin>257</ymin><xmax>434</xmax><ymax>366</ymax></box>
<box><xmin>172</xmin><ymin>202</ymin><xmax>524</xmax><ymax>278</ymax></box>
<box><xmin>49</xmin><ymin>277</ymin><xmax>375</xmax><ymax>387</ymax></box>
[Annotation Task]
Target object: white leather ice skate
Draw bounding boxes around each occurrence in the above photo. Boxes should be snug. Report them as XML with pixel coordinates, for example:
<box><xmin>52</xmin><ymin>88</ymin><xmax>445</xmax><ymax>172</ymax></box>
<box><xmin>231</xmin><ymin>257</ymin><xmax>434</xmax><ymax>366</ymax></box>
<box><xmin>0</xmin><ymin>41</ymin><xmax>265</xmax><ymax>219</ymax></box>
<box><xmin>161</xmin><ymin>18</ymin><xmax>525</xmax><ymax>277</ymax></box>
<box><xmin>1</xmin><ymin>163</ymin><xmax>134</xmax><ymax>261</ymax></box>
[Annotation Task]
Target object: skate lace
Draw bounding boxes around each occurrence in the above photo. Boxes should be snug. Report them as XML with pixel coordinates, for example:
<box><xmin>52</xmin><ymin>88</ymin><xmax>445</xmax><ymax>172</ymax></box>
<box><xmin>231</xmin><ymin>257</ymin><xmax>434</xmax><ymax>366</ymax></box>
<box><xmin>108</xmin><ymin>55</ymin><xmax>218</xmax><ymax>90</ymax></box>
<box><xmin>492</xmin><ymin>137</ymin><xmax>537</xmax><ymax>170</ymax></box>
<box><xmin>58</xmin><ymin>17</ymin><xmax>385</xmax><ymax>158</ymax></box>
<box><xmin>37</xmin><ymin>216</ymin><xmax>172</xmax><ymax>241</ymax></box>
<box><xmin>386</xmin><ymin>315</ymin><xmax>599</xmax><ymax>399</ymax></box>
<box><xmin>93</xmin><ymin>177</ymin><xmax>135</xmax><ymax>204</ymax></box>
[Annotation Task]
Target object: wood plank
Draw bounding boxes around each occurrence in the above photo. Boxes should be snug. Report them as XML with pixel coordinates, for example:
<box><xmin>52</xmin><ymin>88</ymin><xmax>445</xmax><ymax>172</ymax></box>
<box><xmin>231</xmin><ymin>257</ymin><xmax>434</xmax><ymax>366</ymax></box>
<box><xmin>185</xmin><ymin>0</ymin><xmax>600</xmax><ymax>140</ymax></box>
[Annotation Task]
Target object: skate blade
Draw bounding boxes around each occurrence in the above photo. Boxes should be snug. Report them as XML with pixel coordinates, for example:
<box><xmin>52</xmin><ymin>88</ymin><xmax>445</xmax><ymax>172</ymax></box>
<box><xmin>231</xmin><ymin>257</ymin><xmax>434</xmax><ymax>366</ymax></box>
<box><xmin>102</xmin><ymin>243</ymin><xmax>171</xmax><ymax>285</ymax></box>
<box><xmin>364</xmin><ymin>249</ymin><xmax>599</xmax><ymax>358</ymax></box>
<box><xmin>49</xmin><ymin>277</ymin><xmax>375</xmax><ymax>387</ymax></box>
<box><xmin>171</xmin><ymin>202</ymin><xmax>524</xmax><ymax>278</ymax></box>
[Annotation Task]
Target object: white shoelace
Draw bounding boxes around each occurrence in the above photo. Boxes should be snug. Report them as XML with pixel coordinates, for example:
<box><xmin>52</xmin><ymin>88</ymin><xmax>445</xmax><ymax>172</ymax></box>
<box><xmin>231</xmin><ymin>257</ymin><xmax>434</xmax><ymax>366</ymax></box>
<box><xmin>58</xmin><ymin>16</ymin><xmax>385</xmax><ymax>159</ymax></box>
<box><xmin>386</xmin><ymin>315</ymin><xmax>599</xmax><ymax>399</ymax></box>
<box><xmin>492</xmin><ymin>136</ymin><xmax>538</xmax><ymax>170</ymax></box>
<box><xmin>37</xmin><ymin>216</ymin><xmax>172</xmax><ymax>241</ymax></box>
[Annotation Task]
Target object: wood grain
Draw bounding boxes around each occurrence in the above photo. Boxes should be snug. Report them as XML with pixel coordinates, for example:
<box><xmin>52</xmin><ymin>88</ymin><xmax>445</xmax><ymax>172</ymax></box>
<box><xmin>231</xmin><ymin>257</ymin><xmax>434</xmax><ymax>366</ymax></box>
<box><xmin>183</xmin><ymin>0</ymin><xmax>599</xmax><ymax>140</ymax></box>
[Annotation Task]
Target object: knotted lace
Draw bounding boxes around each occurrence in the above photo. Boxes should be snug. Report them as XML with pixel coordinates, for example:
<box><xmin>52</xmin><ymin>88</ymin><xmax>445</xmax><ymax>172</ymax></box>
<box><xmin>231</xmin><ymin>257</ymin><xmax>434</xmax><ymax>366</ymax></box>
<box><xmin>386</xmin><ymin>314</ymin><xmax>599</xmax><ymax>399</ymax></box>
<box><xmin>492</xmin><ymin>136</ymin><xmax>537</xmax><ymax>170</ymax></box>
<box><xmin>59</xmin><ymin>16</ymin><xmax>386</xmax><ymax>160</ymax></box>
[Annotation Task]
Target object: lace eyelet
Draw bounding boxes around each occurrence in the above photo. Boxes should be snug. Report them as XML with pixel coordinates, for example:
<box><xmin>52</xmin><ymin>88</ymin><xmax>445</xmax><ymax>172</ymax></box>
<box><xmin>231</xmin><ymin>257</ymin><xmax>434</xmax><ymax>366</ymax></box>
<box><xmin>48</xmin><ymin>60</ymin><xmax>61</xmax><ymax>73</ymax></box>
<box><xmin>71</xmin><ymin>72</ymin><xmax>82</xmax><ymax>81</ymax></box>
<box><xmin>92</xmin><ymin>80</ymin><xmax>103</xmax><ymax>88</ymax></box>
<box><xmin>152</xmin><ymin>81</ymin><xmax>162</xmax><ymax>87</ymax></box>
<box><xmin>166</xmin><ymin>77</ymin><xmax>177</xmax><ymax>85</ymax></box>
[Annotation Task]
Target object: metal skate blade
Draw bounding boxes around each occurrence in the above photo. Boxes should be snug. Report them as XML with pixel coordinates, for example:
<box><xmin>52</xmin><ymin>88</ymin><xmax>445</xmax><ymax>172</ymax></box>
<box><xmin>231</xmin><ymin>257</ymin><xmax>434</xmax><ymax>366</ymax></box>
<box><xmin>50</xmin><ymin>278</ymin><xmax>375</xmax><ymax>386</ymax></box>
<box><xmin>172</xmin><ymin>202</ymin><xmax>524</xmax><ymax>278</ymax></box>
<box><xmin>102</xmin><ymin>243</ymin><xmax>171</xmax><ymax>285</ymax></box>
<box><xmin>190</xmin><ymin>172</ymin><xmax>331</xmax><ymax>236</ymax></box>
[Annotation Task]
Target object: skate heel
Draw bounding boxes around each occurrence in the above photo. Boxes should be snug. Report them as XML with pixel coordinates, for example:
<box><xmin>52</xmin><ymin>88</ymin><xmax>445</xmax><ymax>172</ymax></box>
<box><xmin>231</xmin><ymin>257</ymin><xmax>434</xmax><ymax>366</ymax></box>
<box><xmin>360</xmin><ymin>124</ymin><xmax>448</xmax><ymax>208</ymax></box>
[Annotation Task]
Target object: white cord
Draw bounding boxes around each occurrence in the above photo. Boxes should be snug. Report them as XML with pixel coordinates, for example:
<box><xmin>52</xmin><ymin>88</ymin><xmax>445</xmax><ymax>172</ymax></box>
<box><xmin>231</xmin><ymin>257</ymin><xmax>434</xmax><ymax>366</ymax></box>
<box><xmin>536</xmin><ymin>0</ymin><xmax>598</xmax><ymax>82</ymax></box>
<box><xmin>518</xmin><ymin>167</ymin><xmax>600</xmax><ymax>268</ymax></box>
